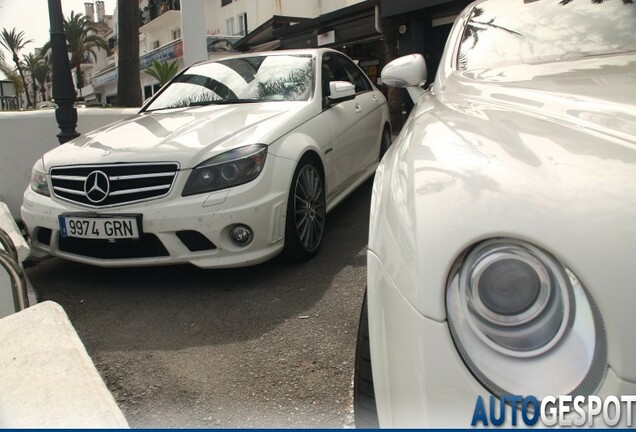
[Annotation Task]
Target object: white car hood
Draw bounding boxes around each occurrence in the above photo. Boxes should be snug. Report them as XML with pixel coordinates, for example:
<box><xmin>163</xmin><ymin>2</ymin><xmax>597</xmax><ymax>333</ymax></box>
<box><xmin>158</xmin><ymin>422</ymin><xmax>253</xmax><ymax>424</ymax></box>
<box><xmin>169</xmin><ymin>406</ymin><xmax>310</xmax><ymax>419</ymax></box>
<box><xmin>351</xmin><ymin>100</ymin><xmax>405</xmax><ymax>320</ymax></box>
<box><xmin>379</xmin><ymin>52</ymin><xmax>636</xmax><ymax>381</ymax></box>
<box><xmin>42</xmin><ymin>101</ymin><xmax>313</xmax><ymax>170</ymax></box>
<box><xmin>442</xmin><ymin>53</ymin><xmax>636</xmax><ymax>144</ymax></box>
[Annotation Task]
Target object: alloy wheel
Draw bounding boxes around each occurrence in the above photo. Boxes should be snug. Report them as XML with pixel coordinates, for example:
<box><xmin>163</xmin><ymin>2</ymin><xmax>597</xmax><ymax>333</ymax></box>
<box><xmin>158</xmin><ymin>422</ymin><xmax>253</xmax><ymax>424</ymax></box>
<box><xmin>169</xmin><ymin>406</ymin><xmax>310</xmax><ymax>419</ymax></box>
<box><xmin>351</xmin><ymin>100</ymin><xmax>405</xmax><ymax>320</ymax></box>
<box><xmin>293</xmin><ymin>165</ymin><xmax>325</xmax><ymax>252</ymax></box>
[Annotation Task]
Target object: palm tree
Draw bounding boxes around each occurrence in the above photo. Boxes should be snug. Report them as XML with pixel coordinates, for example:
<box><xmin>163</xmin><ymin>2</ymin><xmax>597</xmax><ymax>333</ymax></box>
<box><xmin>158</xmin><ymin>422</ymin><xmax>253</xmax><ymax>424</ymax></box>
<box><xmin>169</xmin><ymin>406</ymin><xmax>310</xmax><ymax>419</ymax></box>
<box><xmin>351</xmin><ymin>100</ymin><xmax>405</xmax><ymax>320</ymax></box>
<box><xmin>32</xmin><ymin>61</ymin><xmax>51</xmax><ymax>104</ymax></box>
<box><xmin>22</xmin><ymin>52</ymin><xmax>43</xmax><ymax>107</ymax></box>
<box><xmin>62</xmin><ymin>12</ymin><xmax>109</xmax><ymax>99</ymax></box>
<box><xmin>23</xmin><ymin>51</ymin><xmax>51</xmax><ymax>104</ymax></box>
<box><xmin>0</xmin><ymin>50</ymin><xmax>23</xmax><ymax>109</ymax></box>
<box><xmin>144</xmin><ymin>59</ymin><xmax>180</xmax><ymax>87</ymax></box>
<box><xmin>0</xmin><ymin>27</ymin><xmax>33</xmax><ymax>108</ymax></box>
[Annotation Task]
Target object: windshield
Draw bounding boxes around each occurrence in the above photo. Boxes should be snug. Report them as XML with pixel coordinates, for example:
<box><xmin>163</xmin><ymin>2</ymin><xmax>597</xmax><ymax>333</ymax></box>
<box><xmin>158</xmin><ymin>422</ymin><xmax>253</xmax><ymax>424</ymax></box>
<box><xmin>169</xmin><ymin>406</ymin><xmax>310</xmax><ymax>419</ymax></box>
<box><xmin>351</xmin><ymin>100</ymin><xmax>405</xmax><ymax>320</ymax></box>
<box><xmin>145</xmin><ymin>54</ymin><xmax>314</xmax><ymax>110</ymax></box>
<box><xmin>458</xmin><ymin>0</ymin><xmax>636</xmax><ymax>71</ymax></box>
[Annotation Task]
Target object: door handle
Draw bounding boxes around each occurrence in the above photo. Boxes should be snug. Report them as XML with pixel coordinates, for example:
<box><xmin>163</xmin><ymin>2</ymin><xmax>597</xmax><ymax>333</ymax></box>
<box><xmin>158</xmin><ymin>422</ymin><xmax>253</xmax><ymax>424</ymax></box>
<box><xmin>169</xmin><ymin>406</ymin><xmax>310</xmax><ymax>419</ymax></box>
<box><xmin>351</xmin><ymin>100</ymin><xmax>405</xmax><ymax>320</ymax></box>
<box><xmin>355</xmin><ymin>103</ymin><xmax>362</xmax><ymax>113</ymax></box>
<box><xmin>372</xmin><ymin>95</ymin><xmax>379</xmax><ymax>104</ymax></box>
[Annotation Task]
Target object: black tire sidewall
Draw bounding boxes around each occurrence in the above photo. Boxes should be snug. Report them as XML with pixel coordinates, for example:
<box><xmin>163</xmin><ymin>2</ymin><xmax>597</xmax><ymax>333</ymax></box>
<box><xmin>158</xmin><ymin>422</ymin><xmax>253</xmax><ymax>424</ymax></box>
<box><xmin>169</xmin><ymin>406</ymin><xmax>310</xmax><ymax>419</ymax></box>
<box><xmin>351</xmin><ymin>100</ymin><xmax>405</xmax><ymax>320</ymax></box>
<box><xmin>283</xmin><ymin>157</ymin><xmax>325</xmax><ymax>261</ymax></box>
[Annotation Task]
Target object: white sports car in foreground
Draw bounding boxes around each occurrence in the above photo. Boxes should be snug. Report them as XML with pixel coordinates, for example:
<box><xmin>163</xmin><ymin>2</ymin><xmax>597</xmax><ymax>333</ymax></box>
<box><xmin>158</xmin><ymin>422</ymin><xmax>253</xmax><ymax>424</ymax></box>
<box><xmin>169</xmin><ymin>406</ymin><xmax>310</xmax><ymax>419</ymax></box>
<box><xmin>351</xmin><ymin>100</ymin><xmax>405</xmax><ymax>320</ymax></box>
<box><xmin>355</xmin><ymin>0</ymin><xmax>635</xmax><ymax>427</ymax></box>
<box><xmin>21</xmin><ymin>49</ymin><xmax>390</xmax><ymax>268</ymax></box>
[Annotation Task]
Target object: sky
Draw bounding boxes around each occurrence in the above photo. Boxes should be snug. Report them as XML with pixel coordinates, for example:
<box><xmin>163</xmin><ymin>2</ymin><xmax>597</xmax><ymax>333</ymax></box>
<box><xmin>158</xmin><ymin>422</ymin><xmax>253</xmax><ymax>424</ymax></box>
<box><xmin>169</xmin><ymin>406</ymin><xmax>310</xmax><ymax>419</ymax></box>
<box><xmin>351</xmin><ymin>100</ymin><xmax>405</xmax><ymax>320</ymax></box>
<box><xmin>0</xmin><ymin>0</ymin><xmax>116</xmax><ymax>76</ymax></box>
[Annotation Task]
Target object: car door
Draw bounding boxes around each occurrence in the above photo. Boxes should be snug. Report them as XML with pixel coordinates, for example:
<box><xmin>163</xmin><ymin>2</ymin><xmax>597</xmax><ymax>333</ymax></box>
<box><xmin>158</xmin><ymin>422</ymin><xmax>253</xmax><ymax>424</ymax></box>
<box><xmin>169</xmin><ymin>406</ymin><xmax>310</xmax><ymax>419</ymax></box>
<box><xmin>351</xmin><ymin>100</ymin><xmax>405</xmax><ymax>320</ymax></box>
<box><xmin>319</xmin><ymin>52</ymin><xmax>379</xmax><ymax>200</ymax></box>
<box><xmin>334</xmin><ymin>53</ymin><xmax>384</xmax><ymax>174</ymax></box>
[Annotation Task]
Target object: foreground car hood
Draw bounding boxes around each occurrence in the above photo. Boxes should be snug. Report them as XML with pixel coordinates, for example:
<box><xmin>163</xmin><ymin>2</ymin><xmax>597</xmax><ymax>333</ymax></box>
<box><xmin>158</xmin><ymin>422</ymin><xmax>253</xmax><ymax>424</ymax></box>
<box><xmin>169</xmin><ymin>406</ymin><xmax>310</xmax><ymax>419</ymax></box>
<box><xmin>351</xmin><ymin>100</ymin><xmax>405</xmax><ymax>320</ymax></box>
<box><xmin>443</xmin><ymin>53</ymin><xmax>636</xmax><ymax>143</ymax></box>
<box><xmin>374</xmin><ymin>53</ymin><xmax>636</xmax><ymax>382</ymax></box>
<box><xmin>42</xmin><ymin>102</ymin><xmax>312</xmax><ymax>169</ymax></box>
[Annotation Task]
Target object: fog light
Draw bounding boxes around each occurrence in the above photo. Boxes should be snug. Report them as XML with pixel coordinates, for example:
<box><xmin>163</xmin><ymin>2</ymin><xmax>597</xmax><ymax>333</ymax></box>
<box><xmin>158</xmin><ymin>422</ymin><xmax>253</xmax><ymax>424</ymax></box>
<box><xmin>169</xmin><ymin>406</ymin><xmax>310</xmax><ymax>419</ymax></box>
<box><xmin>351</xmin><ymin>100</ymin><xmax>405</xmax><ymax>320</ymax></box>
<box><xmin>230</xmin><ymin>224</ymin><xmax>253</xmax><ymax>246</ymax></box>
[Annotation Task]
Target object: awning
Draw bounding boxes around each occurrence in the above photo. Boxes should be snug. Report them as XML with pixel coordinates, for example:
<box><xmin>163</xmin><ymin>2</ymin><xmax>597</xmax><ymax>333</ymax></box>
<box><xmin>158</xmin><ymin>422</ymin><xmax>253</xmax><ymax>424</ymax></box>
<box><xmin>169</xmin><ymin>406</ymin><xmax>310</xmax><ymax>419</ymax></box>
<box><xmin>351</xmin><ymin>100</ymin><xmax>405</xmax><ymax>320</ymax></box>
<box><xmin>380</xmin><ymin>0</ymin><xmax>457</xmax><ymax>17</ymax></box>
<box><xmin>233</xmin><ymin>16</ymin><xmax>311</xmax><ymax>52</ymax></box>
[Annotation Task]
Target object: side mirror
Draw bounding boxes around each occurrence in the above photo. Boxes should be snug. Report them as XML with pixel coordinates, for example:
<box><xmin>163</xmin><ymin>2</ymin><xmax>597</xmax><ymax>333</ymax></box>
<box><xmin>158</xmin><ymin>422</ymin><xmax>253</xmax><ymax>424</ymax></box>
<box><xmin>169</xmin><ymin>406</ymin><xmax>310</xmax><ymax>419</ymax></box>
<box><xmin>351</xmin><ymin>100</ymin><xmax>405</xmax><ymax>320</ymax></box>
<box><xmin>381</xmin><ymin>54</ymin><xmax>427</xmax><ymax>101</ymax></box>
<box><xmin>328</xmin><ymin>81</ymin><xmax>356</xmax><ymax>102</ymax></box>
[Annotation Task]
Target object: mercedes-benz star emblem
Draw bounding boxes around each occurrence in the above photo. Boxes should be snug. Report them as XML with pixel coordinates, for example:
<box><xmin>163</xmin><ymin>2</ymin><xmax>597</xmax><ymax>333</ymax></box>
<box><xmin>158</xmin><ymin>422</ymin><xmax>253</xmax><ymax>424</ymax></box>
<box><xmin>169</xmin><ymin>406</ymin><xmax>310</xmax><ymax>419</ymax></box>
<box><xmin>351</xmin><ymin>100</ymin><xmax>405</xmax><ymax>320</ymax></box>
<box><xmin>84</xmin><ymin>170</ymin><xmax>110</xmax><ymax>203</ymax></box>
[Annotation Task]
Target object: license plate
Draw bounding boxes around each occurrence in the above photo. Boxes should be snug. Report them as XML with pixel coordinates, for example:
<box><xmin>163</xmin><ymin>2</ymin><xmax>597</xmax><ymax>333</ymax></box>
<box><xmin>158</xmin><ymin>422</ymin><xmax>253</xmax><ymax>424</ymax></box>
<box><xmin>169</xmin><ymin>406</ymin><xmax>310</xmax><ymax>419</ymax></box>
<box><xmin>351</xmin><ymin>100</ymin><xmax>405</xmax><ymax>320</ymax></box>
<box><xmin>59</xmin><ymin>215</ymin><xmax>140</xmax><ymax>239</ymax></box>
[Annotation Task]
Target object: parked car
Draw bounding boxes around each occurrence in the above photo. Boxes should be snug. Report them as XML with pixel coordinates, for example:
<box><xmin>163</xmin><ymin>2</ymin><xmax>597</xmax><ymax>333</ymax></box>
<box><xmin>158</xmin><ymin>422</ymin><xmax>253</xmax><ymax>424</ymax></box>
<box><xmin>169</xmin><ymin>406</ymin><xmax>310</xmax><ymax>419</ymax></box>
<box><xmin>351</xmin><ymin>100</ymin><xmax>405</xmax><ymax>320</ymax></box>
<box><xmin>355</xmin><ymin>0</ymin><xmax>636</xmax><ymax>427</ymax></box>
<box><xmin>21</xmin><ymin>49</ymin><xmax>390</xmax><ymax>268</ymax></box>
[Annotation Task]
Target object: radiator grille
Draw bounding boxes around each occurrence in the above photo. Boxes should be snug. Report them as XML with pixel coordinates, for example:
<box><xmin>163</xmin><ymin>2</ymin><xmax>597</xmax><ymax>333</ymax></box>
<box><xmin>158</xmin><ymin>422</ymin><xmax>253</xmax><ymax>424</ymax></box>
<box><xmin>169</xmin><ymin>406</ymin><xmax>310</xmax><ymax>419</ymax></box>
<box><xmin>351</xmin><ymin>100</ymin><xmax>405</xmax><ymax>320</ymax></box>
<box><xmin>50</xmin><ymin>162</ymin><xmax>179</xmax><ymax>207</ymax></box>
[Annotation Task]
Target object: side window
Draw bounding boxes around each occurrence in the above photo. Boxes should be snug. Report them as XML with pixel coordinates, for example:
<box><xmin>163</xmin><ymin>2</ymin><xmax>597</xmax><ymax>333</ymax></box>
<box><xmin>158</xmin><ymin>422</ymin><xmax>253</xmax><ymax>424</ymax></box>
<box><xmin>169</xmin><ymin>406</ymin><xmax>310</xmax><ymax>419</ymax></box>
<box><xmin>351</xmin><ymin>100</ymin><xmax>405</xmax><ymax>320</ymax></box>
<box><xmin>321</xmin><ymin>53</ymin><xmax>372</xmax><ymax>104</ymax></box>
<box><xmin>335</xmin><ymin>55</ymin><xmax>372</xmax><ymax>93</ymax></box>
<box><xmin>321</xmin><ymin>54</ymin><xmax>349</xmax><ymax>104</ymax></box>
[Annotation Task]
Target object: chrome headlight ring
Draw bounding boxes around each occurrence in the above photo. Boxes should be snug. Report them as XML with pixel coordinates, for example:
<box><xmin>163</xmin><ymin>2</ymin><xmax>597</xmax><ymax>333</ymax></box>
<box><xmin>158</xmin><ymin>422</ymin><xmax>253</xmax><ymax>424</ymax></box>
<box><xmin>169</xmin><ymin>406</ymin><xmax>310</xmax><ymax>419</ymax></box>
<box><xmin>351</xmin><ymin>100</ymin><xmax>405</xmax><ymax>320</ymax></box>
<box><xmin>446</xmin><ymin>238</ymin><xmax>607</xmax><ymax>398</ymax></box>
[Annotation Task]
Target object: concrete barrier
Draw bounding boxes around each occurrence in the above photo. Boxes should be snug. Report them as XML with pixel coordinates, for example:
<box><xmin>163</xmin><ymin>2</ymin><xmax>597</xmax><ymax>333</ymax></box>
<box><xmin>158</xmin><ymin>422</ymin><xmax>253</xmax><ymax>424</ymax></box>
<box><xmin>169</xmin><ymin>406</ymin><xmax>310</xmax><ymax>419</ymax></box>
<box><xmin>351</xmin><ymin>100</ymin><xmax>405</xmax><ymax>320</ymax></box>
<box><xmin>0</xmin><ymin>108</ymin><xmax>138</xmax><ymax>221</ymax></box>
<box><xmin>0</xmin><ymin>301</ymin><xmax>129</xmax><ymax>428</ymax></box>
<box><xmin>0</xmin><ymin>201</ymin><xmax>36</xmax><ymax>318</ymax></box>
<box><xmin>0</xmin><ymin>202</ymin><xmax>30</xmax><ymax>263</ymax></box>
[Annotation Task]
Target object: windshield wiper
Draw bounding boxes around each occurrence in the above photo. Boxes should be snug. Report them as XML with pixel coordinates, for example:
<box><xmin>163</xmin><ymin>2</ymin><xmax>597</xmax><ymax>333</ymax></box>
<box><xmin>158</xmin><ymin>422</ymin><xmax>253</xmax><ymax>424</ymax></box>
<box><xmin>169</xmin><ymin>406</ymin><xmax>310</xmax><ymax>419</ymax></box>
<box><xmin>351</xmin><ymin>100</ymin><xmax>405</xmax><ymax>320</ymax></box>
<box><xmin>188</xmin><ymin>99</ymin><xmax>260</xmax><ymax>107</ymax></box>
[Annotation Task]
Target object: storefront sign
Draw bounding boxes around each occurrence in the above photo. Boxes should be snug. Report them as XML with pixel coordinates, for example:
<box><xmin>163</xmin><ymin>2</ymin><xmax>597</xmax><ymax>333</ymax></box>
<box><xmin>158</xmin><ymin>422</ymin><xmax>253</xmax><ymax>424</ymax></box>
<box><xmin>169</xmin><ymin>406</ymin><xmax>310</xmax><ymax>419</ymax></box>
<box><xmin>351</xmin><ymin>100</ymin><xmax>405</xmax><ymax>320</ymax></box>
<box><xmin>140</xmin><ymin>40</ymin><xmax>183</xmax><ymax>69</ymax></box>
<box><xmin>317</xmin><ymin>31</ymin><xmax>335</xmax><ymax>47</ymax></box>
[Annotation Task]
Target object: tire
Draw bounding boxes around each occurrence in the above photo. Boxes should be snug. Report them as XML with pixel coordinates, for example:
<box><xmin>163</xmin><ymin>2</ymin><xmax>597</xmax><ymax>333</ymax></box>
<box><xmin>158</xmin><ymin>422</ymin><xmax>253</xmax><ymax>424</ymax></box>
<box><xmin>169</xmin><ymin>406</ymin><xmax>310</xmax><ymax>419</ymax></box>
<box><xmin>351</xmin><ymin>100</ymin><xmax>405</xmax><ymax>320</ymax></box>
<box><xmin>379</xmin><ymin>125</ymin><xmax>392</xmax><ymax>161</ymax></box>
<box><xmin>283</xmin><ymin>157</ymin><xmax>326</xmax><ymax>261</ymax></box>
<box><xmin>354</xmin><ymin>292</ymin><xmax>380</xmax><ymax>428</ymax></box>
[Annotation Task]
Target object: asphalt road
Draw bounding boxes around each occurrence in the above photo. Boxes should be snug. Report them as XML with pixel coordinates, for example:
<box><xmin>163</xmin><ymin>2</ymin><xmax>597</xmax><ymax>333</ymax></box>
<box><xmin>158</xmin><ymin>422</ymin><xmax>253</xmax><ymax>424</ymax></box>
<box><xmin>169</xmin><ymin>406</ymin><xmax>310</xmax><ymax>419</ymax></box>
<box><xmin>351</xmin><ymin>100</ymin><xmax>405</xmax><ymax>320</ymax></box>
<box><xmin>25</xmin><ymin>179</ymin><xmax>373</xmax><ymax>428</ymax></box>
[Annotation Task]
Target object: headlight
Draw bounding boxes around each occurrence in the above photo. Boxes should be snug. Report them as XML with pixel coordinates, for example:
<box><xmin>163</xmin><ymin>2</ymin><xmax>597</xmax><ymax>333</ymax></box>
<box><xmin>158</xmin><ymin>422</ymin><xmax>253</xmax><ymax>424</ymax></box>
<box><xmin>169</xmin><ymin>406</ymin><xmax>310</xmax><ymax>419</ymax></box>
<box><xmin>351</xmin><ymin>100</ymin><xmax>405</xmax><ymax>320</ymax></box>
<box><xmin>30</xmin><ymin>158</ymin><xmax>50</xmax><ymax>196</ymax></box>
<box><xmin>182</xmin><ymin>145</ymin><xmax>267</xmax><ymax>196</ymax></box>
<box><xmin>446</xmin><ymin>238</ymin><xmax>607</xmax><ymax>398</ymax></box>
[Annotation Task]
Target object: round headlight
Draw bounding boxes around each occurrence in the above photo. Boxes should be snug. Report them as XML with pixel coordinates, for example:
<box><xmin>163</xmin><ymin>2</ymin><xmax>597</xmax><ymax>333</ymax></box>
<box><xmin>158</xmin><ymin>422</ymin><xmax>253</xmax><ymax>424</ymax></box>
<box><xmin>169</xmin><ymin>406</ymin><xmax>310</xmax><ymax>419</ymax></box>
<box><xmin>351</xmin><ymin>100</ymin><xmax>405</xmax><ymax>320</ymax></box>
<box><xmin>221</xmin><ymin>163</ymin><xmax>239</xmax><ymax>182</ymax></box>
<box><xmin>476</xmin><ymin>258</ymin><xmax>542</xmax><ymax>317</ymax></box>
<box><xmin>463</xmin><ymin>242</ymin><xmax>569</xmax><ymax>355</ymax></box>
<box><xmin>447</xmin><ymin>238</ymin><xmax>607</xmax><ymax>398</ymax></box>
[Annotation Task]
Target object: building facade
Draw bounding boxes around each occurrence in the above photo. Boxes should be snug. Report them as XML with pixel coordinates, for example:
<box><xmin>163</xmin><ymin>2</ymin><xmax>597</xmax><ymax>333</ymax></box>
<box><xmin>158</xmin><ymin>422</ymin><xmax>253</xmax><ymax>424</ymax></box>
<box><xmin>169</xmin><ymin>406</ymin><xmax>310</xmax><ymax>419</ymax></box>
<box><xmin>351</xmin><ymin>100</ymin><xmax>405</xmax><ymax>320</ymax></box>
<box><xmin>84</xmin><ymin>0</ymin><xmax>471</xmax><ymax>106</ymax></box>
<box><xmin>87</xmin><ymin>0</ymin><xmax>368</xmax><ymax>105</ymax></box>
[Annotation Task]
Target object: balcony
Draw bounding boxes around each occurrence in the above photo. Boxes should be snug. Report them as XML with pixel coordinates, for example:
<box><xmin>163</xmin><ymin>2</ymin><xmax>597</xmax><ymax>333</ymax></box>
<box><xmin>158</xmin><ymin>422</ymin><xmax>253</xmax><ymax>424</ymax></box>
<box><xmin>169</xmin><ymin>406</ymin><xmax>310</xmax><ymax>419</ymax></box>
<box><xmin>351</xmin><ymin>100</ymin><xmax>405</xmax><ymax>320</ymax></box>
<box><xmin>139</xmin><ymin>10</ymin><xmax>180</xmax><ymax>38</ymax></box>
<box><xmin>140</xmin><ymin>0</ymin><xmax>181</xmax><ymax>27</ymax></box>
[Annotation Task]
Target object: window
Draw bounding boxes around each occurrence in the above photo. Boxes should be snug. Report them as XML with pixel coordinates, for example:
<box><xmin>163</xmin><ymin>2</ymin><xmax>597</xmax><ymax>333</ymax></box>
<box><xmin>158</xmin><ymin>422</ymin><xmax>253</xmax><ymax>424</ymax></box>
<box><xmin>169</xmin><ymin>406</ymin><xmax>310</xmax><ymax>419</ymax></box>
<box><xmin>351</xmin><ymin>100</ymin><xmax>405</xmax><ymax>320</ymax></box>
<box><xmin>336</xmin><ymin>54</ymin><xmax>372</xmax><ymax>93</ymax></box>
<box><xmin>321</xmin><ymin>53</ymin><xmax>372</xmax><ymax>103</ymax></box>
<box><xmin>172</xmin><ymin>28</ymin><xmax>181</xmax><ymax>40</ymax></box>
<box><xmin>226</xmin><ymin>17</ymin><xmax>234</xmax><ymax>36</ymax></box>
<box><xmin>237</xmin><ymin>13</ymin><xmax>246</xmax><ymax>36</ymax></box>
<box><xmin>221</xmin><ymin>0</ymin><xmax>232</xmax><ymax>6</ymax></box>
<box><xmin>152</xmin><ymin>40</ymin><xmax>160</xmax><ymax>49</ymax></box>
<box><xmin>144</xmin><ymin>54</ymin><xmax>314</xmax><ymax>111</ymax></box>
<box><xmin>457</xmin><ymin>0</ymin><xmax>636</xmax><ymax>71</ymax></box>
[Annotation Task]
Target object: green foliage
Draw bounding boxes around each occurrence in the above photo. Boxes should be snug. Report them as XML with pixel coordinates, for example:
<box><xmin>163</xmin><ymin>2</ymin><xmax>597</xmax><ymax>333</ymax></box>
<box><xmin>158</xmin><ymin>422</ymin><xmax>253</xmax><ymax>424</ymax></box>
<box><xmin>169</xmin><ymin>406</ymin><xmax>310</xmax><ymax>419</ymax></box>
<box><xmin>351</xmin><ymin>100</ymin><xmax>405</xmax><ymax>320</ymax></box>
<box><xmin>22</xmin><ymin>52</ymin><xmax>50</xmax><ymax>104</ymax></box>
<box><xmin>0</xmin><ymin>51</ymin><xmax>22</xmax><ymax>93</ymax></box>
<box><xmin>41</xmin><ymin>12</ymin><xmax>110</xmax><ymax>91</ymax></box>
<box><xmin>0</xmin><ymin>27</ymin><xmax>33</xmax><ymax>107</ymax></box>
<box><xmin>0</xmin><ymin>28</ymin><xmax>32</xmax><ymax>62</ymax></box>
<box><xmin>144</xmin><ymin>59</ymin><xmax>180</xmax><ymax>87</ymax></box>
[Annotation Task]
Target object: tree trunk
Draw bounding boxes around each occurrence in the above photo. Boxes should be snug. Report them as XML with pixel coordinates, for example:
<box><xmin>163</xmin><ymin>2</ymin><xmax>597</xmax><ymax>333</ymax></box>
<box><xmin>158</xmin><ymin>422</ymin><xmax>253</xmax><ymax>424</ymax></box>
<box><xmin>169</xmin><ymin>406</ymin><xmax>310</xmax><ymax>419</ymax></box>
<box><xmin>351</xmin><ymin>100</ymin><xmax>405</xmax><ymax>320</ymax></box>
<box><xmin>117</xmin><ymin>0</ymin><xmax>142</xmax><ymax>107</ymax></box>
<box><xmin>13</xmin><ymin>54</ymin><xmax>32</xmax><ymax>108</ymax></box>
<box><xmin>75</xmin><ymin>60</ymin><xmax>83</xmax><ymax>99</ymax></box>
<box><xmin>381</xmin><ymin>17</ymin><xmax>404</xmax><ymax>133</ymax></box>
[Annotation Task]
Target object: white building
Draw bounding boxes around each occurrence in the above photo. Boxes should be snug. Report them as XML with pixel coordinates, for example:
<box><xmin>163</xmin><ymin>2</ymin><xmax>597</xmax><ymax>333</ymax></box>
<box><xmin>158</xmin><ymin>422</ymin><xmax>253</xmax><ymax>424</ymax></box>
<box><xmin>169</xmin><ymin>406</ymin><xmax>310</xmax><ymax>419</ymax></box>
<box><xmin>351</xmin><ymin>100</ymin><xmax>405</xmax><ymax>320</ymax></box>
<box><xmin>205</xmin><ymin>0</ymin><xmax>364</xmax><ymax>38</ymax></box>
<box><xmin>89</xmin><ymin>0</ymin><xmax>365</xmax><ymax>105</ymax></box>
<box><xmin>74</xmin><ymin>1</ymin><xmax>115</xmax><ymax>104</ymax></box>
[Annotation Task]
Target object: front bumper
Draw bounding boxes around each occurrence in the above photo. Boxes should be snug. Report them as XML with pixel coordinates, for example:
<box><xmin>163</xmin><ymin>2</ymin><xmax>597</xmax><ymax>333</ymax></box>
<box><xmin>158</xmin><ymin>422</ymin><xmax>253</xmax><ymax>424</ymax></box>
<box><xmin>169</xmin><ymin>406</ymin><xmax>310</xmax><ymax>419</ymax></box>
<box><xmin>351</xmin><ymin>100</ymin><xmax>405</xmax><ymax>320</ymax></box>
<box><xmin>21</xmin><ymin>154</ymin><xmax>295</xmax><ymax>268</ymax></box>
<box><xmin>366</xmin><ymin>251</ymin><xmax>636</xmax><ymax>428</ymax></box>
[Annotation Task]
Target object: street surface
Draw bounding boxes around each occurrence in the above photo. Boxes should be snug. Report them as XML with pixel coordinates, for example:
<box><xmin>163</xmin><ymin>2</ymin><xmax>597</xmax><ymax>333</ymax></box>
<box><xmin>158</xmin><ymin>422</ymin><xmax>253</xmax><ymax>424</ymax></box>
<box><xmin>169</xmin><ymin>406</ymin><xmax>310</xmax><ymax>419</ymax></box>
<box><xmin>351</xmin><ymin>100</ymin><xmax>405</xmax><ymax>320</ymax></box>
<box><xmin>25</xmin><ymin>179</ymin><xmax>372</xmax><ymax>428</ymax></box>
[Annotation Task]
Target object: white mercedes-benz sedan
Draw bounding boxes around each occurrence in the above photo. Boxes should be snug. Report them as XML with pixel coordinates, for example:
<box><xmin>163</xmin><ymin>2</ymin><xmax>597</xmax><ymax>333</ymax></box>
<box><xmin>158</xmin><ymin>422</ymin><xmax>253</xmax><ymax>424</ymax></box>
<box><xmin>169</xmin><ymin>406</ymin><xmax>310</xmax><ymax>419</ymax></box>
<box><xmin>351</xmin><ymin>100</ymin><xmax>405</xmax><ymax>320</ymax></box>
<box><xmin>21</xmin><ymin>49</ymin><xmax>390</xmax><ymax>268</ymax></box>
<box><xmin>355</xmin><ymin>0</ymin><xmax>636</xmax><ymax>428</ymax></box>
